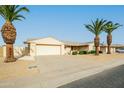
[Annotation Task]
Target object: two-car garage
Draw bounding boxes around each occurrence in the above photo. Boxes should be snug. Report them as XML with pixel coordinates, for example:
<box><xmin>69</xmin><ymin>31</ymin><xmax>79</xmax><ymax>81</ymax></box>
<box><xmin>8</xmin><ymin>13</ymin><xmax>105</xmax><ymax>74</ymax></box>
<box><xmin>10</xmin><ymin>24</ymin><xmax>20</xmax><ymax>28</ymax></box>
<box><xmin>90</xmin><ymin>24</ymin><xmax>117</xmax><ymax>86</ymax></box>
<box><xmin>25</xmin><ymin>37</ymin><xmax>64</xmax><ymax>56</ymax></box>
<box><xmin>36</xmin><ymin>44</ymin><xmax>61</xmax><ymax>55</ymax></box>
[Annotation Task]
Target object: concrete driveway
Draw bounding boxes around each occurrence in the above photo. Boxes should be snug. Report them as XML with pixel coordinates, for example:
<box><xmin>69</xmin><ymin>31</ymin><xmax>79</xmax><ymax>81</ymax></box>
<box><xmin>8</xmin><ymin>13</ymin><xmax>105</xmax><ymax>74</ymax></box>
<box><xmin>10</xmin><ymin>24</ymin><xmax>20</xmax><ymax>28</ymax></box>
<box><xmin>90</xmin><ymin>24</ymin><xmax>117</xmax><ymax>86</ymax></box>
<box><xmin>0</xmin><ymin>54</ymin><xmax>124</xmax><ymax>88</ymax></box>
<box><xmin>35</xmin><ymin>54</ymin><xmax>124</xmax><ymax>87</ymax></box>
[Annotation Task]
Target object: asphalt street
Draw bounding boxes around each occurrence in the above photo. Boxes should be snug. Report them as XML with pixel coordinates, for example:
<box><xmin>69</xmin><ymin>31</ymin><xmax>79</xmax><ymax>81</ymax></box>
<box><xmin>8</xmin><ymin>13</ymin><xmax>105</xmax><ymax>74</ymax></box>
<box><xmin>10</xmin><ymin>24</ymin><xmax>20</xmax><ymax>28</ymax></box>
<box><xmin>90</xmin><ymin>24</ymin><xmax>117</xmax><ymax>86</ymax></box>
<box><xmin>59</xmin><ymin>65</ymin><xmax>124</xmax><ymax>88</ymax></box>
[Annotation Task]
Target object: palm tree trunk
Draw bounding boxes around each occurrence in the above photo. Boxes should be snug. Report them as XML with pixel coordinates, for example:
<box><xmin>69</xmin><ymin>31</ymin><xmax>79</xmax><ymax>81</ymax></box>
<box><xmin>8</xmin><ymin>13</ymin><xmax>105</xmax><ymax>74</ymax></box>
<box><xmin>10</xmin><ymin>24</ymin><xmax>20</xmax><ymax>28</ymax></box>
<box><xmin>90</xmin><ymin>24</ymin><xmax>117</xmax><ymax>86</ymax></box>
<box><xmin>107</xmin><ymin>45</ymin><xmax>111</xmax><ymax>54</ymax></box>
<box><xmin>1</xmin><ymin>21</ymin><xmax>16</xmax><ymax>62</ymax></box>
<box><xmin>107</xmin><ymin>34</ymin><xmax>112</xmax><ymax>54</ymax></box>
<box><xmin>5</xmin><ymin>44</ymin><xmax>16</xmax><ymax>62</ymax></box>
<box><xmin>94</xmin><ymin>35</ymin><xmax>100</xmax><ymax>55</ymax></box>
<box><xmin>95</xmin><ymin>46</ymin><xmax>99</xmax><ymax>55</ymax></box>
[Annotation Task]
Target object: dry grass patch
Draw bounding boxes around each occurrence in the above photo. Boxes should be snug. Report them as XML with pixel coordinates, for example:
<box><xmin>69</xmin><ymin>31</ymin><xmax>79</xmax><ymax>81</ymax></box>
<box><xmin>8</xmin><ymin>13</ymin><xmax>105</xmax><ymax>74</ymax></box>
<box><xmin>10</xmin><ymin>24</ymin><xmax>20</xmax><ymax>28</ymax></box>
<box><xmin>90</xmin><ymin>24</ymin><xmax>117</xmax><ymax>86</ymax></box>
<box><xmin>0</xmin><ymin>59</ymin><xmax>39</xmax><ymax>80</ymax></box>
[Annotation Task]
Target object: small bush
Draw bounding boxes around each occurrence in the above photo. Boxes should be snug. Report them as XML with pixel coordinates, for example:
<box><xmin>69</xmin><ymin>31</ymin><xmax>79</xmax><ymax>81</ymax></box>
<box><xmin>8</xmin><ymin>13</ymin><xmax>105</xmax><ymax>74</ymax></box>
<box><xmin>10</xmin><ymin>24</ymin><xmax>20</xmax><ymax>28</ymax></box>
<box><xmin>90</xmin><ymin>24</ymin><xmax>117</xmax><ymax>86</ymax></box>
<box><xmin>79</xmin><ymin>51</ymin><xmax>88</xmax><ymax>55</ymax></box>
<box><xmin>89</xmin><ymin>50</ymin><xmax>96</xmax><ymax>54</ymax></box>
<box><xmin>72</xmin><ymin>51</ymin><xmax>78</xmax><ymax>55</ymax></box>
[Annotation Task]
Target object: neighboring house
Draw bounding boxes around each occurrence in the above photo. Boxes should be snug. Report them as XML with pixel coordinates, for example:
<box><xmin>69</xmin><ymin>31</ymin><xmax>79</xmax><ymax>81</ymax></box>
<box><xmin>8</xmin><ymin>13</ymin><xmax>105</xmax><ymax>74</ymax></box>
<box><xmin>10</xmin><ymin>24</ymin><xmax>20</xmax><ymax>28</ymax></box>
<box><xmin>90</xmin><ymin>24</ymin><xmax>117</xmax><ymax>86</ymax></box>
<box><xmin>24</xmin><ymin>37</ymin><xmax>95</xmax><ymax>56</ymax></box>
<box><xmin>100</xmin><ymin>44</ymin><xmax>124</xmax><ymax>53</ymax></box>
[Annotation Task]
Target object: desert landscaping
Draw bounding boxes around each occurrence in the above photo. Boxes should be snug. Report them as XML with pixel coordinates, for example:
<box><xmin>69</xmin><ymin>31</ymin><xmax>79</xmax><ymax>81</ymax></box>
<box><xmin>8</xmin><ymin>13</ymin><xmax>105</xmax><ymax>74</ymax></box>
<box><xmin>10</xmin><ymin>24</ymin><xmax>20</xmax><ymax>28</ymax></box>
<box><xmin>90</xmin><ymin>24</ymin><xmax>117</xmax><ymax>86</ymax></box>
<box><xmin>0</xmin><ymin>5</ymin><xmax>124</xmax><ymax>88</ymax></box>
<box><xmin>0</xmin><ymin>54</ymin><xmax>124</xmax><ymax>87</ymax></box>
<box><xmin>0</xmin><ymin>57</ymin><xmax>38</xmax><ymax>80</ymax></box>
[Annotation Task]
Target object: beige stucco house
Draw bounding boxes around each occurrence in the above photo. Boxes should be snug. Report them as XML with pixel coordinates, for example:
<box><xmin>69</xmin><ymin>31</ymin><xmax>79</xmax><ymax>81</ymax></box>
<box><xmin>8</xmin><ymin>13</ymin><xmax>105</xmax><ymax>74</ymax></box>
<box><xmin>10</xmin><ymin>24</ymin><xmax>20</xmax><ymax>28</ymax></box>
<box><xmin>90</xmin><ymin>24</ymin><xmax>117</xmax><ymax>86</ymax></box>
<box><xmin>100</xmin><ymin>44</ymin><xmax>124</xmax><ymax>53</ymax></box>
<box><xmin>24</xmin><ymin>37</ymin><xmax>95</xmax><ymax>56</ymax></box>
<box><xmin>24</xmin><ymin>37</ymin><xmax>124</xmax><ymax>56</ymax></box>
<box><xmin>1</xmin><ymin>37</ymin><xmax>124</xmax><ymax>57</ymax></box>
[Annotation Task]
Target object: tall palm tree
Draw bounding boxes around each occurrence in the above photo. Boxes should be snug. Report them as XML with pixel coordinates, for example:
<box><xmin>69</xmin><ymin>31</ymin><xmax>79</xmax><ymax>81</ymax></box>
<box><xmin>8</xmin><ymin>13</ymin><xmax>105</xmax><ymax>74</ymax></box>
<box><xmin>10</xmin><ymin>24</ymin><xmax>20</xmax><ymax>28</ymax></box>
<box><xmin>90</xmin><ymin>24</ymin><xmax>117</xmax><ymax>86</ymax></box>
<box><xmin>85</xmin><ymin>19</ymin><xmax>107</xmax><ymax>55</ymax></box>
<box><xmin>0</xmin><ymin>5</ymin><xmax>29</xmax><ymax>62</ymax></box>
<box><xmin>104</xmin><ymin>21</ymin><xmax>122</xmax><ymax>54</ymax></box>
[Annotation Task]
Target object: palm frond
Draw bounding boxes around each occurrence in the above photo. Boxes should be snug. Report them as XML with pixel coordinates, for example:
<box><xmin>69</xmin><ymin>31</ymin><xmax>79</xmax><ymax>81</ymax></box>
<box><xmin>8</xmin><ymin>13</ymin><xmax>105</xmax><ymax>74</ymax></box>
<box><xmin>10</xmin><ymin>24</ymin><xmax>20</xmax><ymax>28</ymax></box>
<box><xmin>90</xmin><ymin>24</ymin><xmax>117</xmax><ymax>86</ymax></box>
<box><xmin>12</xmin><ymin>15</ymin><xmax>26</xmax><ymax>21</ymax></box>
<box><xmin>84</xmin><ymin>24</ymin><xmax>95</xmax><ymax>34</ymax></box>
<box><xmin>0</xmin><ymin>5</ymin><xmax>29</xmax><ymax>22</ymax></box>
<box><xmin>85</xmin><ymin>18</ymin><xmax>107</xmax><ymax>36</ymax></box>
<box><xmin>104</xmin><ymin>21</ymin><xmax>122</xmax><ymax>34</ymax></box>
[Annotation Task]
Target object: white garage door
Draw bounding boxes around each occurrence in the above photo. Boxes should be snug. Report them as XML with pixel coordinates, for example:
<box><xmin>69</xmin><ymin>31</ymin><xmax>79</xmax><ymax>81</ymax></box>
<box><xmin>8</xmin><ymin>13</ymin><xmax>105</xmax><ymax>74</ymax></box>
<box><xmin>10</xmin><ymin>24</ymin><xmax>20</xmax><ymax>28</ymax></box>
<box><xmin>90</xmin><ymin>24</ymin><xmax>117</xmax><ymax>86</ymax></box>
<box><xmin>36</xmin><ymin>45</ymin><xmax>61</xmax><ymax>55</ymax></box>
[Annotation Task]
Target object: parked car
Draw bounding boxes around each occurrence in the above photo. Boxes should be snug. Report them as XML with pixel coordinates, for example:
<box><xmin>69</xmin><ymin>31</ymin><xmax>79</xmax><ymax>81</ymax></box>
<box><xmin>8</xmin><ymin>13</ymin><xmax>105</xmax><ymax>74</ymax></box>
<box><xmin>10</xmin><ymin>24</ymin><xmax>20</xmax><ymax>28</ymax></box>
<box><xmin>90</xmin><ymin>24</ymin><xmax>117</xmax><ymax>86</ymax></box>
<box><xmin>116</xmin><ymin>49</ymin><xmax>124</xmax><ymax>53</ymax></box>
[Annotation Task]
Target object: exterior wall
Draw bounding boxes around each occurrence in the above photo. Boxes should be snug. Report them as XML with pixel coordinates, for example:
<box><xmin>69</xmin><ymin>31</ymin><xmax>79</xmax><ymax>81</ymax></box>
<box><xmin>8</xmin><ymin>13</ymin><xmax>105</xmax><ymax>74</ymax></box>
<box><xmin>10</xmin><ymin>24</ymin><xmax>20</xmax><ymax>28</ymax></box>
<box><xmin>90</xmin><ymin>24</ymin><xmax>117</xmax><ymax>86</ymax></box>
<box><xmin>64</xmin><ymin>46</ymin><xmax>71</xmax><ymax>55</ymax></box>
<box><xmin>30</xmin><ymin>43</ymin><xmax>36</xmax><ymax>56</ymax></box>
<box><xmin>100</xmin><ymin>46</ymin><xmax>116</xmax><ymax>53</ymax></box>
<box><xmin>14</xmin><ymin>47</ymin><xmax>26</xmax><ymax>57</ymax></box>
<box><xmin>111</xmin><ymin>47</ymin><xmax>116</xmax><ymax>53</ymax></box>
<box><xmin>3</xmin><ymin>45</ymin><xmax>26</xmax><ymax>58</ymax></box>
<box><xmin>79</xmin><ymin>46</ymin><xmax>89</xmax><ymax>51</ymax></box>
<box><xmin>100</xmin><ymin>46</ymin><xmax>107</xmax><ymax>53</ymax></box>
<box><xmin>61</xmin><ymin>45</ymin><xmax>65</xmax><ymax>55</ymax></box>
<box><xmin>71</xmin><ymin>44</ymin><xmax>94</xmax><ymax>52</ymax></box>
<box><xmin>75</xmin><ymin>43</ymin><xmax>95</xmax><ymax>51</ymax></box>
<box><xmin>88</xmin><ymin>43</ymin><xmax>95</xmax><ymax>51</ymax></box>
<box><xmin>0</xmin><ymin>47</ymin><xmax>3</xmax><ymax>57</ymax></box>
<box><xmin>2</xmin><ymin>46</ymin><xmax>6</xmax><ymax>57</ymax></box>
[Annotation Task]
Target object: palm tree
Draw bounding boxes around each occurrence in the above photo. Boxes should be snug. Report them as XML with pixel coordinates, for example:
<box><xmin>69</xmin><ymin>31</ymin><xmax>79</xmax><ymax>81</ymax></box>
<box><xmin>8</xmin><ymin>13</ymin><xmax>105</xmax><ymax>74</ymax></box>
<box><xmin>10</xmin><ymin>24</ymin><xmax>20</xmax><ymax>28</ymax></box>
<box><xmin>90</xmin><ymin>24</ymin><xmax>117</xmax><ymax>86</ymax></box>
<box><xmin>85</xmin><ymin>19</ymin><xmax>107</xmax><ymax>55</ymax></box>
<box><xmin>0</xmin><ymin>5</ymin><xmax>29</xmax><ymax>62</ymax></box>
<box><xmin>104</xmin><ymin>21</ymin><xmax>122</xmax><ymax>54</ymax></box>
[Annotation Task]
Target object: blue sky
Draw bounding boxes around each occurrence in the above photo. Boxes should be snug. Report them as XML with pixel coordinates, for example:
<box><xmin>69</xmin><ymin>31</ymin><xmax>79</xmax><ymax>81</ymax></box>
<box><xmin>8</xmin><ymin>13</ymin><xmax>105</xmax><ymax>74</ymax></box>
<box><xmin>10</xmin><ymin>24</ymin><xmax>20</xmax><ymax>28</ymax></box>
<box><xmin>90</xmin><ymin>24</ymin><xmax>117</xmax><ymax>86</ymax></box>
<box><xmin>0</xmin><ymin>5</ymin><xmax>124</xmax><ymax>46</ymax></box>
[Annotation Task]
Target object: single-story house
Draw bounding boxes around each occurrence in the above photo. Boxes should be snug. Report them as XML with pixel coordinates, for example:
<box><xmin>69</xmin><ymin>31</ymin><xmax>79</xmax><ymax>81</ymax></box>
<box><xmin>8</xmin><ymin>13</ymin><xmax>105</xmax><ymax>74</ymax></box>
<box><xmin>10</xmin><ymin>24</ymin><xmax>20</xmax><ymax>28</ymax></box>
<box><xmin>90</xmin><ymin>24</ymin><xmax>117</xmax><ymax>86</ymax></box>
<box><xmin>24</xmin><ymin>37</ymin><xmax>124</xmax><ymax>56</ymax></box>
<box><xmin>1</xmin><ymin>37</ymin><xmax>124</xmax><ymax>57</ymax></box>
<box><xmin>100</xmin><ymin>44</ymin><xmax>124</xmax><ymax>53</ymax></box>
<box><xmin>24</xmin><ymin>37</ymin><xmax>95</xmax><ymax>56</ymax></box>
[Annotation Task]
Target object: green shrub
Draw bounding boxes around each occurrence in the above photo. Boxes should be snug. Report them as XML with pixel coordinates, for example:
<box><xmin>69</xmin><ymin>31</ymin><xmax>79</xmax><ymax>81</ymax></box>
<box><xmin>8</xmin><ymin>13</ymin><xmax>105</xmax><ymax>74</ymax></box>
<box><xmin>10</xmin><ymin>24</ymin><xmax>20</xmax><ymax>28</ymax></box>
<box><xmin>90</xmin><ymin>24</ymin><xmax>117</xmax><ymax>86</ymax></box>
<box><xmin>79</xmin><ymin>51</ymin><xmax>88</xmax><ymax>55</ymax></box>
<box><xmin>72</xmin><ymin>51</ymin><xmax>78</xmax><ymax>55</ymax></box>
<box><xmin>89</xmin><ymin>50</ymin><xmax>96</xmax><ymax>54</ymax></box>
